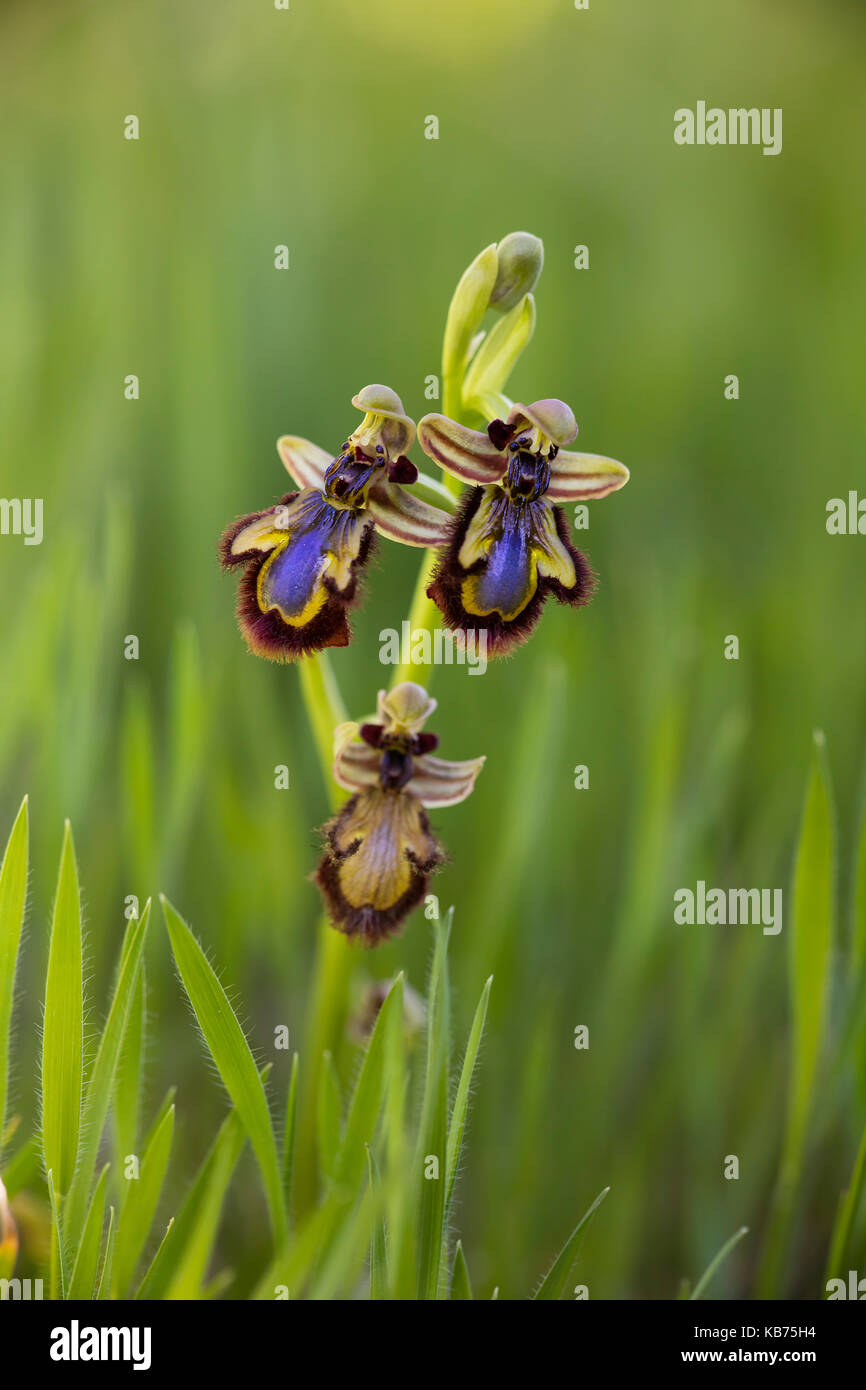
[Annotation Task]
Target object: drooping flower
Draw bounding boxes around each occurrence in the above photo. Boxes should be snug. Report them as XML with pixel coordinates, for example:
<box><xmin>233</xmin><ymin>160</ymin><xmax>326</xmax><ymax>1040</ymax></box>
<box><xmin>315</xmin><ymin>682</ymin><xmax>484</xmax><ymax>945</ymax></box>
<box><xmin>418</xmin><ymin>400</ymin><xmax>629</xmax><ymax>655</ymax></box>
<box><xmin>219</xmin><ymin>386</ymin><xmax>451</xmax><ymax>660</ymax></box>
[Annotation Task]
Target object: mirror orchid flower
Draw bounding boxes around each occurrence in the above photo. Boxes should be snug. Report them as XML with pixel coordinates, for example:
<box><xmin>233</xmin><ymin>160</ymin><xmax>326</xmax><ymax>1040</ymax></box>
<box><xmin>418</xmin><ymin>399</ymin><xmax>629</xmax><ymax>655</ymax></box>
<box><xmin>316</xmin><ymin>682</ymin><xmax>485</xmax><ymax>945</ymax></box>
<box><xmin>219</xmin><ymin>386</ymin><xmax>451</xmax><ymax>660</ymax></box>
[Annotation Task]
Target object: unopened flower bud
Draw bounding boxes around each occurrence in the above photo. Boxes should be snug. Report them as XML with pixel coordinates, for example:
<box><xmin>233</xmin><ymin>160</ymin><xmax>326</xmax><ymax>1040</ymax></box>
<box><xmin>489</xmin><ymin>231</ymin><xmax>544</xmax><ymax>312</ymax></box>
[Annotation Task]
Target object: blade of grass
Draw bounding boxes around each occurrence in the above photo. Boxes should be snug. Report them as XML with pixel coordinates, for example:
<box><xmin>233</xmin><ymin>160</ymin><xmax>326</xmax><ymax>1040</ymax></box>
<box><xmin>533</xmin><ymin>1186</ymin><xmax>610</xmax><ymax>1300</ymax></box>
<box><xmin>137</xmin><ymin>1105</ymin><xmax>248</xmax><ymax>1300</ymax></box>
<box><xmin>366</xmin><ymin>1147</ymin><xmax>387</xmax><ymax>1301</ymax></box>
<box><xmin>113</xmin><ymin>967</ymin><xmax>146</xmax><ymax>1173</ymax></box>
<box><xmin>96</xmin><ymin>1206</ymin><xmax>116</xmax><ymax>1300</ymax></box>
<box><xmin>282</xmin><ymin>1051</ymin><xmax>299</xmax><ymax>1207</ymax></box>
<box><xmin>445</xmin><ymin>974</ymin><xmax>492</xmax><ymax>1218</ymax></box>
<box><xmin>690</xmin><ymin>1226</ymin><xmax>749</xmax><ymax>1300</ymax></box>
<box><xmin>0</xmin><ymin>797</ymin><xmax>28</xmax><ymax>1156</ymax></box>
<box><xmin>318</xmin><ymin>1052</ymin><xmax>342</xmax><ymax>1183</ymax></box>
<box><xmin>161</xmin><ymin>895</ymin><xmax>287</xmax><ymax>1246</ymax></box>
<box><xmin>47</xmin><ymin>1168</ymin><xmax>67</xmax><ymax>1299</ymax></box>
<box><xmin>113</xmin><ymin>1101</ymin><xmax>175</xmax><ymax>1296</ymax></box>
<box><xmin>68</xmin><ymin>1165</ymin><xmax>109</xmax><ymax>1299</ymax></box>
<box><xmin>414</xmin><ymin>914</ymin><xmax>451</xmax><ymax>1300</ymax></box>
<box><xmin>824</xmin><ymin>1119</ymin><xmax>866</xmax><ymax>1284</ymax></box>
<box><xmin>249</xmin><ymin>976</ymin><xmax>403</xmax><ymax>1302</ymax></box>
<box><xmin>758</xmin><ymin>731</ymin><xmax>834</xmax><ymax>1296</ymax></box>
<box><xmin>450</xmin><ymin>1239</ymin><xmax>473</xmax><ymax>1300</ymax></box>
<box><xmin>41</xmin><ymin>823</ymin><xmax>84</xmax><ymax>1196</ymax></box>
<box><xmin>334</xmin><ymin>976</ymin><xmax>403</xmax><ymax>1195</ymax></box>
<box><xmin>64</xmin><ymin>904</ymin><xmax>151</xmax><ymax>1248</ymax></box>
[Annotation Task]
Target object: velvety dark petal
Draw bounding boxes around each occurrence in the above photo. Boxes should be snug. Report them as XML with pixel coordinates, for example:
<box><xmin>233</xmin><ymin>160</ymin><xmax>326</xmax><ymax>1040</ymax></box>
<box><xmin>427</xmin><ymin>487</ymin><xmax>594</xmax><ymax>656</ymax></box>
<box><xmin>222</xmin><ymin>490</ymin><xmax>376</xmax><ymax>661</ymax></box>
<box><xmin>315</xmin><ymin>788</ymin><xmax>444</xmax><ymax>946</ymax></box>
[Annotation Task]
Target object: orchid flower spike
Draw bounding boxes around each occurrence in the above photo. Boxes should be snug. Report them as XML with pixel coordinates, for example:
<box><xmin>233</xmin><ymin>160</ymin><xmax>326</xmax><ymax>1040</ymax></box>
<box><xmin>315</xmin><ymin>682</ymin><xmax>485</xmax><ymax>945</ymax></box>
<box><xmin>219</xmin><ymin>386</ymin><xmax>452</xmax><ymax>660</ymax></box>
<box><xmin>418</xmin><ymin>399</ymin><xmax>629</xmax><ymax>655</ymax></box>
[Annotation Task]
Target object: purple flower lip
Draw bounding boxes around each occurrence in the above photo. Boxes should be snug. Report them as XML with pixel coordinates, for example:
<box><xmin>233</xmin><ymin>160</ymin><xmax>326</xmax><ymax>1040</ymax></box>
<box><xmin>218</xmin><ymin>388</ymin><xmax>452</xmax><ymax>662</ymax></box>
<box><xmin>417</xmin><ymin>399</ymin><xmax>629</xmax><ymax>656</ymax></box>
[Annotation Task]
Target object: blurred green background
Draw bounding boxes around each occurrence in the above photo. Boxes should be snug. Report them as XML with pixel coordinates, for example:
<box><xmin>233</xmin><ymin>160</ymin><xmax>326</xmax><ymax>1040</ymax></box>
<box><xmin>2</xmin><ymin>0</ymin><xmax>865</xmax><ymax>1297</ymax></box>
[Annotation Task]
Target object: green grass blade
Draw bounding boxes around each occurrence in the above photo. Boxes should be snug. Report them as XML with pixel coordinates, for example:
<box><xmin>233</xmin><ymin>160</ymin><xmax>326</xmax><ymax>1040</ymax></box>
<box><xmin>68</xmin><ymin>1165</ymin><xmax>109</xmax><ymax>1299</ymax></box>
<box><xmin>96</xmin><ymin>1206</ymin><xmax>116</xmax><ymax>1300</ymax></box>
<box><xmin>366</xmin><ymin>1147</ymin><xmax>387</xmax><ymax>1301</ymax></box>
<box><xmin>415</xmin><ymin>915</ymin><xmax>451</xmax><ymax>1300</ymax></box>
<box><xmin>690</xmin><ymin>1226</ymin><xmax>749</xmax><ymax>1300</ymax></box>
<box><xmin>758</xmin><ymin>731</ymin><xmax>835</xmax><ymax>1296</ymax></box>
<box><xmin>134</xmin><ymin>1218</ymin><xmax>175</xmax><ymax>1297</ymax></box>
<box><xmin>64</xmin><ymin>904</ymin><xmax>151</xmax><ymax>1248</ymax></box>
<box><xmin>334</xmin><ymin>975</ymin><xmax>403</xmax><ymax>1195</ymax></box>
<box><xmin>41</xmin><ymin>822</ymin><xmax>84</xmax><ymax>1195</ymax></box>
<box><xmin>450</xmin><ymin>1239</ymin><xmax>473</xmax><ymax>1299</ymax></box>
<box><xmin>318</xmin><ymin>1051</ymin><xmax>342</xmax><ymax>1182</ymax></box>
<box><xmin>282</xmin><ymin>1052</ymin><xmax>299</xmax><ymax>1206</ymax></box>
<box><xmin>113</xmin><ymin>966</ymin><xmax>146</xmax><ymax>1170</ymax></box>
<box><xmin>825</xmin><ymin>1120</ymin><xmax>866</xmax><ymax>1284</ymax></box>
<box><xmin>47</xmin><ymin>1167</ymin><xmax>68</xmax><ymax>1299</ymax></box>
<box><xmin>533</xmin><ymin>1186</ymin><xmax>610</xmax><ymax>1300</ymax></box>
<box><xmin>161</xmin><ymin>895</ymin><xmax>287</xmax><ymax>1246</ymax></box>
<box><xmin>113</xmin><ymin>1101</ymin><xmax>175</xmax><ymax>1296</ymax></box>
<box><xmin>137</xmin><ymin>1107</ymin><xmax>247</xmax><ymax>1300</ymax></box>
<box><xmin>0</xmin><ymin>797</ymin><xmax>28</xmax><ymax>1154</ymax></box>
<box><xmin>788</xmin><ymin>731</ymin><xmax>835</xmax><ymax>1165</ymax></box>
<box><xmin>445</xmin><ymin>973</ymin><xmax>492</xmax><ymax>1218</ymax></box>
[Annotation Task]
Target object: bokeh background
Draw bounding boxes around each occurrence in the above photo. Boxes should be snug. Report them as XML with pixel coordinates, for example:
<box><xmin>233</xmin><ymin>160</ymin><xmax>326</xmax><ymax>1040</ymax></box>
<box><xmin>2</xmin><ymin>0</ymin><xmax>865</xmax><ymax>1297</ymax></box>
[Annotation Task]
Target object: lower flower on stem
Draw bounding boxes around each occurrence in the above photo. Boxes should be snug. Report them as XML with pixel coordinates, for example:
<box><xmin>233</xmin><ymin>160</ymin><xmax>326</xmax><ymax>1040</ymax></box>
<box><xmin>315</xmin><ymin>682</ymin><xmax>485</xmax><ymax>945</ymax></box>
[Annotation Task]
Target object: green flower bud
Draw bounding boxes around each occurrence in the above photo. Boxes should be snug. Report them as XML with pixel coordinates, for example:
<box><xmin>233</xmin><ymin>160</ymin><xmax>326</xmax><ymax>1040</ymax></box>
<box><xmin>489</xmin><ymin>231</ymin><xmax>544</xmax><ymax>312</ymax></box>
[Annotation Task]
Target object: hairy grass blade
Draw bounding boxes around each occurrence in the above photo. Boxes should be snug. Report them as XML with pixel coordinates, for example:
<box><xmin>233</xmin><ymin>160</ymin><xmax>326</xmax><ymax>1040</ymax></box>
<box><xmin>825</xmin><ymin>1119</ymin><xmax>866</xmax><ymax>1285</ymax></box>
<box><xmin>138</xmin><ymin>1107</ymin><xmax>247</xmax><ymax>1300</ymax></box>
<box><xmin>690</xmin><ymin>1226</ymin><xmax>749</xmax><ymax>1300</ymax></box>
<box><xmin>96</xmin><ymin>1206</ymin><xmax>116</xmax><ymax>1300</ymax></box>
<box><xmin>445</xmin><ymin>974</ymin><xmax>492</xmax><ymax>1218</ymax></box>
<box><xmin>113</xmin><ymin>967</ymin><xmax>146</xmax><ymax>1171</ymax></box>
<box><xmin>366</xmin><ymin>1147</ymin><xmax>387</xmax><ymax>1301</ymax></box>
<box><xmin>113</xmin><ymin>1101</ymin><xmax>175</xmax><ymax>1296</ymax></box>
<box><xmin>68</xmin><ymin>1165</ymin><xmax>109</xmax><ymax>1299</ymax></box>
<box><xmin>47</xmin><ymin>1168</ymin><xmax>67</xmax><ymax>1299</ymax></box>
<box><xmin>318</xmin><ymin>1052</ymin><xmax>342</xmax><ymax>1182</ymax></box>
<box><xmin>41</xmin><ymin>823</ymin><xmax>83</xmax><ymax>1196</ymax></box>
<box><xmin>450</xmin><ymin>1239</ymin><xmax>473</xmax><ymax>1300</ymax></box>
<box><xmin>533</xmin><ymin>1186</ymin><xmax>610</xmax><ymax>1300</ymax></box>
<box><xmin>161</xmin><ymin>895</ymin><xmax>287</xmax><ymax>1245</ymax></box>
<box><xmin>758</xmin><ymin>732</ymin><xmax>834</xmax><ymax>1296</ymax></box>
<box><xmin>335</xmin><ymin>976</ymin><xmax>402</xmax><ymax>1195</ymax></box>
<box><xmin>283</xmin><ymin>1052</ymin><xmax>299</xmax><ymax>1206</ymax></box>
<box><xmin>415</xmin><ymin>915</ymin><xmax>451</xmax><ymax>1299</ymax></box>
<box><xmin>0</xmin><ymin>797</ymin><xmax>28</xmax><ymax>1155</ymax></box>
<box><xmin>64</xmin><ymin>905</ymin><xmax>150</xmax><ymax>1248</ymax></box>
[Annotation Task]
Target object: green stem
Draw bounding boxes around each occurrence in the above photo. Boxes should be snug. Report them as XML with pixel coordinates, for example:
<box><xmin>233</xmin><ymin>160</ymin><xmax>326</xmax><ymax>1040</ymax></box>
<box><xmin>298</xmin><ymin>653</ymin><xmax>347</xmax><ymax>806</ymax></box>
<box><xmin>296</xmin><ymin>653</ymin><xmax>352</xmax><ymax>1216</ymax></box>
